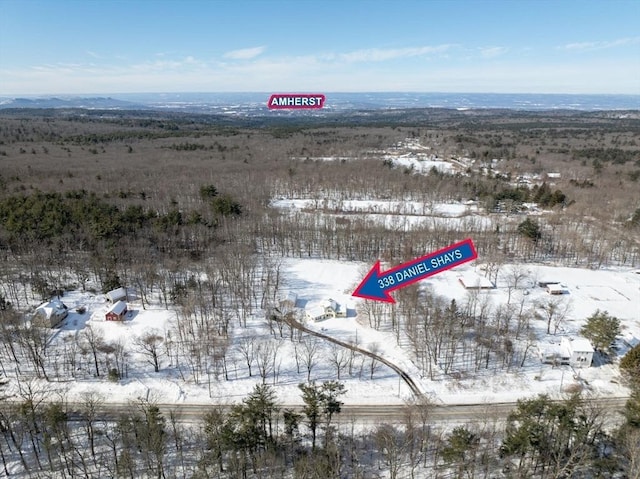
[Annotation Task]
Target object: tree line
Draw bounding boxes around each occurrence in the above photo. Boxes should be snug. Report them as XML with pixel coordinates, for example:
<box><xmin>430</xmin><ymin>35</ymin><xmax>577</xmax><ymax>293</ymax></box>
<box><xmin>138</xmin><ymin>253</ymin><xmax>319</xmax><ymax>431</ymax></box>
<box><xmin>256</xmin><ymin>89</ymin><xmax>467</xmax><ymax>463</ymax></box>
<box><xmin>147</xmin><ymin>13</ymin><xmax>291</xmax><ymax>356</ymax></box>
<box><xmin>1</xmin><ymin>381</ymin><xmax>639</xmax><ymax>478</ymax></box>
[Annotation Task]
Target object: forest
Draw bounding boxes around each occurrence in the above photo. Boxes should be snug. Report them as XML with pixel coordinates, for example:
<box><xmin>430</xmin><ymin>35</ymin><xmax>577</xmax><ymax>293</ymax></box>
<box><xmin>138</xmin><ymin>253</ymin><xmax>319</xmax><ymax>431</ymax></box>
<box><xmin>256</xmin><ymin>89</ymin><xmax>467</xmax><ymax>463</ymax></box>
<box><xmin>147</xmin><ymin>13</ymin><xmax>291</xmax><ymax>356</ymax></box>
<box><xmin>0</xmin><ymin>107</ymin><xmax>639</xmax><ymax>478</ymax></box>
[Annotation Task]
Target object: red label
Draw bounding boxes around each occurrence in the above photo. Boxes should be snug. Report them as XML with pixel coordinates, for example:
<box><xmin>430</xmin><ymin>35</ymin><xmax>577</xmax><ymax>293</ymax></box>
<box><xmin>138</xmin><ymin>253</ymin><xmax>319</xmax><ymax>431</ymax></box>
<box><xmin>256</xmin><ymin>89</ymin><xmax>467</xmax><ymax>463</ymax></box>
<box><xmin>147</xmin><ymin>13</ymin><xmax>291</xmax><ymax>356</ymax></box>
<box><xmin>268</xmin><ymin>94</ymin><xmax>326</xmax><ymax>110</ymax></box>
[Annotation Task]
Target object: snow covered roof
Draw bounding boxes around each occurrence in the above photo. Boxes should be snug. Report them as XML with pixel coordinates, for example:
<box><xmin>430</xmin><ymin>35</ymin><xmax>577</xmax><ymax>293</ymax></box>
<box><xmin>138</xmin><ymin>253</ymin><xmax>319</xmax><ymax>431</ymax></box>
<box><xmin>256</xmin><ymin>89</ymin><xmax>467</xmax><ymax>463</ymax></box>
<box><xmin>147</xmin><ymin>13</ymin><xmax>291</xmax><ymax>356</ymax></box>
<box><xmin>106</xmin><ymin>287</ymin><xmax>127</xmax><ymax>302</ymax></box>
<box><xmin>306</xmin><ymin>306</ymin><xmax>325</xmax><ymax>319</ymax></box>
<box><xmin>36</xmin><ymin>300</ymin><xmax>67</xmax><ymax>318</ymax></box>
<box><xmin>547</xmin><ymin>283</ymin><xmax>565</xmax><ymax>292</ymax></box>
<box><xmin>107</xmin><ymin>300</ymin><xmax>127</xmax><ymax>315</ymax></box>
<box><xmin>562</xmin><ymin>337</ymin><xmax>593</xmax><ymax>353</ymax></box>
<box><xmin>322</xmin><ymin>299</ymin><xmax>338</xmax><ymax>311</ymax></box>
<box><xmin>538</xmin><ymin>342</ymin><xmax>569</xmax><ymax>359</ymax></box>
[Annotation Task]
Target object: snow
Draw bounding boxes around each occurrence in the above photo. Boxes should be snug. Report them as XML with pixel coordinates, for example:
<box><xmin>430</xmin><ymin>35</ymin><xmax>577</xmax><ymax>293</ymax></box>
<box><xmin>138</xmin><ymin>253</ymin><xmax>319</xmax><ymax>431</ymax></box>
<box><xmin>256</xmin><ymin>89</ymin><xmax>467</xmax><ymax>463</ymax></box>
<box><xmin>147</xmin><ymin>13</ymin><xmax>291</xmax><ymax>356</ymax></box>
<box><xmin>279</xmin><ymin>259</ymin><xmax>639</xmax><ymax>404</ymax></box>
<box><xmin>271</xmin><ymin>198</ymin><xmax>476</xmax><ymax>217</ymax></box>
<box><xmin>271</xmin><ymin>197</ymin><xmax>492</xmax><ymax>232</ymax></box>
<box><xmin>4</xmin><ymin>257</ymin><xmax>639</xmax><ymax>412</ymax></box>
<box><xmin>385</xmin><ymin>152</ymin><xmax>455</xmax><ymax>175</ymax></box>
<box><xmin>458</xmin><ymin>272</ymin><xmax>495</xmax><ymax>289</ymax></box>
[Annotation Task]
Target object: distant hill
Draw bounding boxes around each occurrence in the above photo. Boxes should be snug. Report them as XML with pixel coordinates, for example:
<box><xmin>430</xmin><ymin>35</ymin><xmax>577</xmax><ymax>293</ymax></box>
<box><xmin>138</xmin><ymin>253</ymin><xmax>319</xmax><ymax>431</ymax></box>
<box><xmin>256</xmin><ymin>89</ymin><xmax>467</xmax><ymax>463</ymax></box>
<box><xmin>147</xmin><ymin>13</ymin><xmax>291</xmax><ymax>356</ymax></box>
<box><xmin>0</xmin><ymin>96</ymin><xmax>144</xmax><ymax>110</ymax></box>
<box><xmin>1</xmin><ymin>92</ymin><xmax>639</xmax><ymax>114</ymax></box>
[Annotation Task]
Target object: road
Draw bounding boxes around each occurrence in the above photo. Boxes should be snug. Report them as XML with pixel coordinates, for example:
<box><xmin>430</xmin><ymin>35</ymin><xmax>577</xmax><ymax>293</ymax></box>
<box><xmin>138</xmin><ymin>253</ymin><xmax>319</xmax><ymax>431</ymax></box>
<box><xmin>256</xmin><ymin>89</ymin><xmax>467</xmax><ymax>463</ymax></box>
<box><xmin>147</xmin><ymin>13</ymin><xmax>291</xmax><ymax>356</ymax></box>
<box><xmin>53</xmin><ymin>396</ymin><xmax>629</xmax><ymax>429</ymax></box>
<box><xmin>285</xmin><ymin>315</ymin><xmax>423</xmax><ymax>397</ymax></box>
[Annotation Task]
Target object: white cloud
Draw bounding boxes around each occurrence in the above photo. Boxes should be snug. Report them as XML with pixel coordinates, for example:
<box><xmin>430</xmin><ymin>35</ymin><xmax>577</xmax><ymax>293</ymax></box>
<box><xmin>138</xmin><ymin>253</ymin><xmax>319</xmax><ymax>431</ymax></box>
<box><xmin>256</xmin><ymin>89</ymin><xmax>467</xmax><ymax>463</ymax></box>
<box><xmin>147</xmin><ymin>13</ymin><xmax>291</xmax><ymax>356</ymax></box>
<box><xmin>2</xmin><ymin>43</ymin><xmax>639</xmax><ymax>95</ymax></box>
<box><xmin>558</xmin><ymin>36</ymin><xmax>640</xmax><ymax>51</ymax></box>
<box><xmin>223</xmin><ymin>46</ymin><xmax>266</xmax><ymax>60</ymax></box>
<box><xmin>479</xmin><ymin>46</ymin><xmax>508</xmax><ymax>58</ymax></box>
<box><xmin>338</xmin><ymin>45</ymin><xmax>453</xmax><ymax>63</ymax></box>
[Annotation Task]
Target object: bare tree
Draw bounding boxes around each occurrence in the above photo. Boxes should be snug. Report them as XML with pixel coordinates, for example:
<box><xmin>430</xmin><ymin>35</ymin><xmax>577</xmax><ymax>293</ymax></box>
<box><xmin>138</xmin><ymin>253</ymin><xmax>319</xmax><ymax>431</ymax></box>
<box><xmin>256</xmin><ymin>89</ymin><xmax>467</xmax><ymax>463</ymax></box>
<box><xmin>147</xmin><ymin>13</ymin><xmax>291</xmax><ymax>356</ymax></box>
<box><xmin>237</xmin><ymin>337</ymin><xmax>256</xmax><ymax>377</ymax></box>
<box><xmin>505</xmin><ymin>265</ymin><xmax>530</xmax><ymax>304</ymax></box>
<box><xmin>537</xmin><ymin>296</ymin><xmax>572</xmax><ymax>335</ymax></box>
<box><xmin>79</xmin><ymin>324</ymin><xmax>106</xmax><ymax>377</ymax></box>
<box><xmin>79</xmin><ymin>391</ymin><xmax>104</xmax><ymax>460</ymax></box>
<box><xmin>133</xmin><ymin>330</ymin><xmax>164</xmax><ymax>372</ymax></box>
<box><xmin>298</xmin><ymin>338</ymin><xmax>320</xmax><ymax>382</ymax></box>
<box><xmin>328</xmin><ymin>343</ymin><xmax>349</xmax><ymax>380</ymax></box>
<box><xmin>369</xmin><ymin>342</ymin><xmax>382</xmax><ymax>379</ymax></box>
<box><xmin>255</xmin><ymin>339</ymin><xmax>281</xmax><ymax>385</ymax></box>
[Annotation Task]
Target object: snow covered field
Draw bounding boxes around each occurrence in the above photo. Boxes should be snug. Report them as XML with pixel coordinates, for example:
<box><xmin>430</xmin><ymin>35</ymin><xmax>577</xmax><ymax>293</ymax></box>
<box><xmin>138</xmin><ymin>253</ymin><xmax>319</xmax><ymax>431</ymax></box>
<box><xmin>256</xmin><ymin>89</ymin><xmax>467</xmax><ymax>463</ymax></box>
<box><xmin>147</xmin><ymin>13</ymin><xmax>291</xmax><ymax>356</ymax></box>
<box><xmin>280</xmin><ymin>258</ymin><xmax>640</xmax><ymax>405</ymax></box>
<box><xmin>270</xmin><ymin>197</ymin><xmax>494</xmax><ymax>232</ymax></box>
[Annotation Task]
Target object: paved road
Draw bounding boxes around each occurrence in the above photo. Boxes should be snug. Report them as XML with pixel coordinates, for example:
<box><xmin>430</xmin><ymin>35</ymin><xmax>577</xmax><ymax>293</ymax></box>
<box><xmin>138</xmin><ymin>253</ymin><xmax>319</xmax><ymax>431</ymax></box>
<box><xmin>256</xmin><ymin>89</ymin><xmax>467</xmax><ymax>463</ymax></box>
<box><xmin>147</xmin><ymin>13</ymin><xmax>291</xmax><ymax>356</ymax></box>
<box><xmin>53</xmin><ymin>396</ymin><xmax>628</xmax><ymax>428</ymax></box>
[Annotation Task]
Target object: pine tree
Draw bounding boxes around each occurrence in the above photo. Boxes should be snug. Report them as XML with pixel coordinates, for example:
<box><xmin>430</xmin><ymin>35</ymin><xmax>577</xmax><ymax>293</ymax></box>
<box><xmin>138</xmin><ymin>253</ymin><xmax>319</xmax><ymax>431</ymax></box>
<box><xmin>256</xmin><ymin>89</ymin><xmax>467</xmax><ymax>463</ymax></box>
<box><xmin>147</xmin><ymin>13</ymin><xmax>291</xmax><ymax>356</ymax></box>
<box><xmin>580</xmin><ymin>310</ymin><xmax>620</xmax><ymax>353</ymax></box>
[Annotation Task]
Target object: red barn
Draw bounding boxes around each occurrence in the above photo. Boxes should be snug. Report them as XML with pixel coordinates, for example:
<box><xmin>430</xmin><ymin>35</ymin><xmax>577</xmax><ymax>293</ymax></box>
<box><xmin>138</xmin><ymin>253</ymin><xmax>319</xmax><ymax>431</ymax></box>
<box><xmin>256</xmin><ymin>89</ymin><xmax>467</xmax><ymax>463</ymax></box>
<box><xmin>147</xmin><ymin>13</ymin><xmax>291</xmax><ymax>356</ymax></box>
<box><xmin>105</xmin><ymin>300</ymin><xmax>127</xmax><ymax>321</ymax></box>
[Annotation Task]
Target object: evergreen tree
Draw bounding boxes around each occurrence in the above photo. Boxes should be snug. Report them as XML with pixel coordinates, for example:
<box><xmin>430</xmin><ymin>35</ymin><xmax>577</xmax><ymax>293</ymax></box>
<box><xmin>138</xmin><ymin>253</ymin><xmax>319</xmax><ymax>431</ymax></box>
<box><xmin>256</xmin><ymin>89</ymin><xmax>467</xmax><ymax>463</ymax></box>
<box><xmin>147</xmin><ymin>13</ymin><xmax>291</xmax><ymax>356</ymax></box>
<box><xmin>441</xmin><ymin>426</ymin><xmax>478</xmax><ymax>478</ymax></box>
<box><xmin>298</xmin><ymin>380</ymin><xmax>346</xmax><ymax>450</ymax></box>
<box><xmin>517</xmin><ymin>217</ymin><xmax>541</xmax><ymax>242</ymax></box>
<box><xmin>620</xmin><ymin>344</ymin><xmax>640</xmax><ymax>386</ymax></box>
<box><xmin>580</xmin><ymin>310</ymin><xmax>620</xmax><ymax>353</ymax></box>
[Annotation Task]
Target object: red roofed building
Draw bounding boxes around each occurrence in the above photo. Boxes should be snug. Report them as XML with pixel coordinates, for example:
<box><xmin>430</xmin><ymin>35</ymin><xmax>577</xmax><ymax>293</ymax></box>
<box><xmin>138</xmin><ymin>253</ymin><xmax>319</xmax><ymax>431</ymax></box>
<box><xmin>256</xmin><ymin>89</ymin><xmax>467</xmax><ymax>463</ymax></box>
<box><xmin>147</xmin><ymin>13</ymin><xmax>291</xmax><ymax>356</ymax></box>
<box><xmin>105</xmin><ymin>300</ymin><xmax>127</xmax><ymax>321</ymax></box>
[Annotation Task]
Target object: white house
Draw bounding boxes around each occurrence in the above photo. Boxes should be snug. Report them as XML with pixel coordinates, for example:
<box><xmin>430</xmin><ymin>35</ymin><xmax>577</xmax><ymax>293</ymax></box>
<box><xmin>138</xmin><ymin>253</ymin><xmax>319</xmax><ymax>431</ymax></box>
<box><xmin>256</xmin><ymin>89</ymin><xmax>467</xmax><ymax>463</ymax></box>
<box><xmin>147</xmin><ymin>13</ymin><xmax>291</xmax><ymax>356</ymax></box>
<box><xmin>561</xmin><ymin>337</ymin><xmax>594</xmax><ymax>368</ymax></box>
<box><xmin>305</xmin><ymin>305</ymin><xmax>328</xmax><ymax>322</ymax></box>
<box><xmin>305</xmin><ymin>298</ymin><xmax>347</xmax><ymax>322</ymax></box>
<box><xmin>538</xmin><ymin>337</ymin><xmax>593</xmax><ymax>368</ymax></box>
<box><xmin>33</xmin><ymin>300</ymin><xmax>68</xmax><ymax>328</ymax></box>
<box><xmin>538</xmin><ymin>341</ymin><xmax>571</xmax><ymax>366</ymax></box>
<box><xmin>323</xmin><ymin>299</ymin><xmax>347</xmax><ymax>318</ymax></box>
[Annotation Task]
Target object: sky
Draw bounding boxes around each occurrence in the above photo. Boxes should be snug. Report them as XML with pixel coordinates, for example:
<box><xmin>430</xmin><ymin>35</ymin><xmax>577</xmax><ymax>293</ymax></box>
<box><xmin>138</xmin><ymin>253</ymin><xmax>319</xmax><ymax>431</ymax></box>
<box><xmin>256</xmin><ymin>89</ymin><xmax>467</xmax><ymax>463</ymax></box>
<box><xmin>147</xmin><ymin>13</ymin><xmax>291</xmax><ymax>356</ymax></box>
<box><xmin>1</xmin><ymin>0</ymin><xmax>639</xmax><ymax>95</ymax></box>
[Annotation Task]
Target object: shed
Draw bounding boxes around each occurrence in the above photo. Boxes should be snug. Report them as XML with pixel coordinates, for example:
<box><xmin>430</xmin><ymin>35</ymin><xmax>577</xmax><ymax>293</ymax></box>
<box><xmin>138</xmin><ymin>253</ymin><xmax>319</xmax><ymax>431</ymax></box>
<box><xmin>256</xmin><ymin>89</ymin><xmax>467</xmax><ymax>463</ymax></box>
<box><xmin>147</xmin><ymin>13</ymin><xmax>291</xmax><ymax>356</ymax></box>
<box><xmin>546</xmin><ymin>283</ymin><xmax>567</xmax><ymax>295</ymax></box>
<box><xmin>33</xmin><ymin>300</ymin><xmax>68</xmax><ymax>328</ymax></box>
<box><xmin>106</xmin><ymin>287</ymin><xmax>128</xmax><ymax>303</ymax></box>
<box><xmin>561</xmin><ymin>337</ymin><xmax>593</xmax><ymax>368</ymax></box>
<box><xmin>105</xmin><ymin>301</ymin><xmax>128</xmax><ymax>321</ymax></box>
<box><xmin>458</xmin><ymin>273</ymin><xmax>494</xmax><ymax>290</ymax></box>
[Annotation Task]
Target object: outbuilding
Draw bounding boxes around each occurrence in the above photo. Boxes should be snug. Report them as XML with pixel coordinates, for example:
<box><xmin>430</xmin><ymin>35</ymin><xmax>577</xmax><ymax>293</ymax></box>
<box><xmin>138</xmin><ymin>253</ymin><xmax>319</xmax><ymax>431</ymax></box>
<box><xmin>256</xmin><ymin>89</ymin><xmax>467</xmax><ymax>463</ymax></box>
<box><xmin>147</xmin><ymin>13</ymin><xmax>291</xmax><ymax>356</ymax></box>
<box><xmin>105</xmin><ymin>300</ymin><xmax>128</xmax><ymax>321</ymax></box>
<box><xmin>458</xmin><ymin>273</ymin><xmax>494</xmax><ymax>290</ymax></box>
<box><xmin>106</xmin><ymin>287</ymin><xmax>128</xmax><ymax>303</ymax></box>
<box><xmin>546</xmin><ymin>283</ymin><xmax>567</xmax><ymax>295</ymax></box>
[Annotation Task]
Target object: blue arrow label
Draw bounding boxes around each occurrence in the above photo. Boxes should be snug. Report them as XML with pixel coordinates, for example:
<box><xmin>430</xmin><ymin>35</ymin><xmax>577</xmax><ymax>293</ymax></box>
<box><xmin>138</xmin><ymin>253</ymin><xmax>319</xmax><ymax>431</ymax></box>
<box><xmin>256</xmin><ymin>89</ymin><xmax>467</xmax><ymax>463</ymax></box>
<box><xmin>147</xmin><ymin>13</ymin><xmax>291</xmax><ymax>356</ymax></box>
<box><xmin>353</xmin><ymin>238</ymin><xmax>478</xmax><ymax>303</ymax></box>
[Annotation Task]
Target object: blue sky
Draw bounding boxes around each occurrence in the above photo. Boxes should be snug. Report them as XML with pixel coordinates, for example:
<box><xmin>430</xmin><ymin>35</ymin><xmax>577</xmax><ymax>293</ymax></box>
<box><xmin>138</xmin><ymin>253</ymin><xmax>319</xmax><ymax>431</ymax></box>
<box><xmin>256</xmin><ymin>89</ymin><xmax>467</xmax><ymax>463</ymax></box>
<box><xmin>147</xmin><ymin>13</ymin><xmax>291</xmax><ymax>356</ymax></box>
<box><xmin>1</xmin><ymin>0</ymin><xmax>639</xmax><ymax>95</ymax></box>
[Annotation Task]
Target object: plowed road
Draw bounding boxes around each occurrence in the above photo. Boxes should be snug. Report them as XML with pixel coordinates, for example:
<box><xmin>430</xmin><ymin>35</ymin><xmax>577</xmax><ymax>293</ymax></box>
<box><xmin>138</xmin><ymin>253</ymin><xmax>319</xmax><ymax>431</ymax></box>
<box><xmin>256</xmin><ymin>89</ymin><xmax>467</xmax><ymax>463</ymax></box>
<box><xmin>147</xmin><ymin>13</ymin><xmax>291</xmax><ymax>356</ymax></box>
<box><xmin>58</xmin><ymin>397</ymin><xmax>628</xmax><ymax>426</ymax></box>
